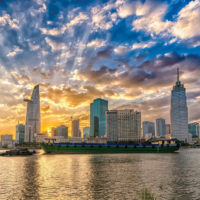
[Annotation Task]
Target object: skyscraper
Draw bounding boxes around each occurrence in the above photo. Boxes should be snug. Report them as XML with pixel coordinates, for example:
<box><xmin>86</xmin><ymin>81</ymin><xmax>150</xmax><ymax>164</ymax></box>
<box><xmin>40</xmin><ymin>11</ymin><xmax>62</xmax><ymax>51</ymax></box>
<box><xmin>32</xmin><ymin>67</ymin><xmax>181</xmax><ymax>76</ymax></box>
<box><xmin>24</xmin><ymin>85</ymin><xmax>41</xmax><ymax>134</ymax></box>
<box><xmin>170</xmin><ymin>68</ymin><xmax>188</xmax><ymax>142</ymax></box>
<box><xmin>72</xmin><ymin>120</ymin><xmax>80</xmax><ymax>137</ymax></box>
<box><xmin>90</xmin><ymin>98</ymin><xmax>108</xmax><ymax>137</ymax></box>
<box><xmin>142</xmin><ymin>121</ymin><xmax>155</xmax><ymax>138</ymax></box>
<box><xmin>165</xmin><ymin>124</ymin><xmax>171</xmax><ymax>134</ymax></box>
<box><xmin>156</xmin><ymin>118</ymin><xmax>165</xmax><ymax>137</ymax></box>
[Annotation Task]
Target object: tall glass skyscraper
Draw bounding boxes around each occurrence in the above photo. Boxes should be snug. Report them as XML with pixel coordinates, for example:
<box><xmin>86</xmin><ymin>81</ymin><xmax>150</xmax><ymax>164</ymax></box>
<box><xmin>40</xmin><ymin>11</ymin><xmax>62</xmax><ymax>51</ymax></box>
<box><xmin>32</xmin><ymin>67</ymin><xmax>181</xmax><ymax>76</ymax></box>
<box><xmin>90</xmin><ymin>98</ymin><xmax>108</xmax><ymax>137</ymax></box>
<box><xmin>188</xmin><ymin>122</ymin><xmax>199</xmax><ymax>136</ymax></box>
<box><xmin>24</xmin><ymin>85</ymin><xmax>41</xmax><ymax>134</ymax></box>
<box><xmin>170</xmin><ymin>68</ymin><xmax>188</xmax><ymax>142</ymax></box>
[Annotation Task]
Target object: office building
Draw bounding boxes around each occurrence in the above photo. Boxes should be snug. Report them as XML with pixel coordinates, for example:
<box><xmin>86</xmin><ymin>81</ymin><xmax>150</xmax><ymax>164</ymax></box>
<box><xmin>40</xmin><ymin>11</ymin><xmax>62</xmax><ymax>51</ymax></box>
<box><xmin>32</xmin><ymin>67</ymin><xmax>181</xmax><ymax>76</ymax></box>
<box><xmin>51</xmin><ymin>127</ymin><xmax>56</xmax><ymax>136</ymax></box>
<box><xmin>24</xmin><ymin>125</ymin><xmax>34</xmax><ymax>142</ymax></box>
<box><xmin>72</xmin><ymin>120</ymin><xmax>80</xmax><ymax>137</ymax></box>
<box><xmin>1</xmin><ymin>134</ymin><xmax>15</xmax><ymax>148</ymax></box>
<box><xmin>56</xmin><ymin>125</ymin><xmax>68</xmax><ymax>137</ymax></box>
<box><xmin>170</xmin><ymin>68</ymin><xmax>188</xmax><ymax>142</ymax></box>
<box><xmin>24</xmin><ymin>85</ymin><xmax>41</xmax><ymax>134</ymax></box>
<box><xmin>106</xmin><ymin>110</ymin><xmax>118</xmax><ymax>142</ymax></box>
<box><xmin>188</xmin><ymin>122</ymin><xmax>199</xmax><ymax>136</ymax></box>
<box><xmin>106</xmin><ymin>109</ymin><xmax>141</xmax><ymax>142</ymax></box>
<box><xmin>165</xmin><ymin>124</ymin><xmax>170</xmax><ymax>134</ymax></box>
<box><xmin>90</xmin><ymin>98</ymin><xmax>108</xmax><ymax>137</ymax></box>
<box><xmin>156</xmin><ymin>118</ymin><xmax>165</xmax><ymax>137</ymax></box>
<box><xmin>16</xmin><ymin>124</ymin><xmax>25</xmax><ymax>143</ymax></box>
<box><xmin>142</xmin><ymin>121</ymin><xmax>155</xmax><ymax>138</ymax></box>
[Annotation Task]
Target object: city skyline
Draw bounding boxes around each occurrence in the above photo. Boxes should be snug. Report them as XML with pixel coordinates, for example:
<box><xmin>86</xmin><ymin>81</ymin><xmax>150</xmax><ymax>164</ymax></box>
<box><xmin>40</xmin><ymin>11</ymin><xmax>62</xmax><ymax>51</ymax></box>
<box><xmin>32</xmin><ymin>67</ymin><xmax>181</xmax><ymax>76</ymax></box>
<box><xmin>1</xmin><ymin>0</ymin><xmax>200</xmax><ymax>138</ymax></box>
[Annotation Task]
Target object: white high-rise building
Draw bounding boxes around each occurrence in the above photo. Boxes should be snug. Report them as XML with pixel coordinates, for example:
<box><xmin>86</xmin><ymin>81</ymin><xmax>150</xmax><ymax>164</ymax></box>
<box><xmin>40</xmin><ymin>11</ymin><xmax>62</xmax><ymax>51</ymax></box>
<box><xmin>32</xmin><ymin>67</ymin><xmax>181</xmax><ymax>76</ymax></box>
<box><xmin>72</xmin><ymin>120</ymin><xmax>80</xmax><ymax>137</ymax></box>
<box><xmin>24</xmin><ymin>125</ymin><xmax>34</xmax><ymax>142</ymax></box>
<box><xmin>170</xmin><ymin>68</ymin><xmax>188</xmax><ymax>142</ymax></box>
<box><xmin>106</xmin><ymin>110</ymin><xmax>141</xmax><ymax>142</ymax></box>
<box><xmin>142</xmin><ymin>121</ymin><xmax>155</xmax><ymax>138</ymax></box>
<box><xmin>156</xmin><ymin>118</ymin><xmax>165</xmax><ymax>137</ymax></box>
<box><xmin>24</xmin><ymin>85</ymin><xmax>41</xmax><ymax>134</ymax></box>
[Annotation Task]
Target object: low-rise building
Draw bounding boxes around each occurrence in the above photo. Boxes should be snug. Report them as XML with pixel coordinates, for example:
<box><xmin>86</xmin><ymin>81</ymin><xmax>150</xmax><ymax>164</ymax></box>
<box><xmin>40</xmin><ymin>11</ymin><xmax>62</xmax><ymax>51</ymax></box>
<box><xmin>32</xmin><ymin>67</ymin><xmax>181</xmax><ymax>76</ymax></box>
<box><xmin>1</xmin><ymin>134</ymin><xmax>16</xmax><ymax>148</ymax></box>
<box><xmin>87</xmin><ymin>137</ymin><xmax>107</xmax><ymax>143</ymax></box>
<box><xmin>145</xmin><ymin>133</ymin><xmax>153</xmax><ymax>141</ymax></box>
<box><xmin>192</xmin><ymin>136</ymin><xmax>199</xmax><ymax>144</ymax></box>
<box><xmin>165</xmin><ymin>134</ymin><xmax>172</xmax><ymax>139</ymax></box>
<box><xmin>35</xmin><ymin>133</ymin><xmax>48</xmax><ymax>143</ymax></box>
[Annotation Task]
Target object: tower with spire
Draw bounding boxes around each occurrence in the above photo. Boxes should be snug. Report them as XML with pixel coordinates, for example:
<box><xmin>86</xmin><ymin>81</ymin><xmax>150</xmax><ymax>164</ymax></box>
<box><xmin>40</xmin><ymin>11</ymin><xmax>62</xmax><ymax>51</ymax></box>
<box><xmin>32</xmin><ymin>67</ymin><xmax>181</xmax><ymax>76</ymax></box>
<box><xmin>170</xmin><ymin>68</ymin><xmax>189</xmax><ymax>142</ymax></box>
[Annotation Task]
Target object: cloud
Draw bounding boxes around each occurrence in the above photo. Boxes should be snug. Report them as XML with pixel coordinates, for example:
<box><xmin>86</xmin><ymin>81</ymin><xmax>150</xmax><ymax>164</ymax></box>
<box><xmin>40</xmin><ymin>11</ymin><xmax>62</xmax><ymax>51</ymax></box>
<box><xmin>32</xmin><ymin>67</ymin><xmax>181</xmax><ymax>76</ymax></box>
<box><xmin>7</xmin><ymin>46</ymin><xmax>23</xmax><ymax>57</ymax></box>
<box><xmin>172</xmin><ymin>0</ymin><xmax>200</xmax><ymax>39</ymax></box>
<box><xmin>132</xmin><ymin>41</ymin><xmax>156</xmax><ymax>49</ymax></box>
<box><xmin>87</xmin><ymin>39</ymin><xmax>106</xmax><ymax>48</ymax></box>
<box><xmin>117</xmin><ymin>1</ymin><xmax>139</xmax><ymax>18</ymax></box>
<box><xmin>41</xmin><ymin>105</ymin><xmax>50</xmax><ymax>112</ymax></box>
<box><xmin>11</xmin><ymin>72</ymin><xmax>30</xmax><ymax>82</ymax></box>
<box><xmin>40</xmin><ymin>27</ymin><xmax>66</xmax><ymax>35</ymax></box>
<box><xmin>45</xmin><ymin>37</ymin><xmax>67</xmax><ymax>51</ymax></box>
<box><xmin>91</xmin><ymin>5</ymin><xmax>114</xmax><ymax>30</ymax></box>
<box><xmin>36</xmin><ymin>0</ymin><xmax>46</xmax><ymax>5</ymax></box>
<box><xmin>114</xmin><ymin>45</ymin><xmax>131</xmax><ymax>55</ymax></box>
<box><xmin>133</xmin><ymin>2</ymin><xmax>172</xmax><ymax>35</ymax></box>
<box><xmin>67</xmin><ymin>12</ymin><xmax>89</xmax><ymax>27</ymax></box>
<box><xmin>29</xmin><ymin>42</ymin><xmax>40</xmax><ymax>50</ymax></box>
<box><xmin>0</xmin><ymin>13</ymin><xmax>19</xmax><ymax>29</ymax></box>
<box><xmin>38</xmin><ymin>3</ymin><xmax>46</xmax><ymax>12</ymax></box>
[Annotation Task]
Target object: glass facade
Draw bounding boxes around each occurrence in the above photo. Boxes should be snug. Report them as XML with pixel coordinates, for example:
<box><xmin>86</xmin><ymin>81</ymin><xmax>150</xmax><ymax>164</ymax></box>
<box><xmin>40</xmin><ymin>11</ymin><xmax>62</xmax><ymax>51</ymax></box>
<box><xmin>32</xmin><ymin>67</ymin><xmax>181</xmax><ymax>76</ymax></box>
<box><xmin>90</xmin><ymin>98</ymin><xmax>108</xmax><ymax>137</ymax></box>
<box><xmin>156</xmin><ymin>118</ymin><xmax>165</xmax><ymax>137</ymax></box>
<box><xmin>16</xmin><ymin>124</ymin><xmax>25</xmax><ymax>143</ymax></box>
<box><xmin>142</xmin><ymin>121</ymin><xmax>155</xmax><ymax>138</ymax></box>
<box><xmin>170</xmin><ymin>69</ymin><xmax>188</xmax><ymax>141</ymax></box>
<box><xmin>188</xmin><ymin>123</ymin><xmax>199</xmax><ymax>136</ymax></box>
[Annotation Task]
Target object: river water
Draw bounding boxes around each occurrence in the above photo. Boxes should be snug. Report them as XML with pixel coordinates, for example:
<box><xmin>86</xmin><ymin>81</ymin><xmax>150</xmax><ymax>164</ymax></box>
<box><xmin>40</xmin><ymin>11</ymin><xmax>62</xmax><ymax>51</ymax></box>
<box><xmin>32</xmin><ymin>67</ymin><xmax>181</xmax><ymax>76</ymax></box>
<box><xmin>0</xmin><ymin>148</ymin><xmax>200</xmax><ymax>200</ymax></box>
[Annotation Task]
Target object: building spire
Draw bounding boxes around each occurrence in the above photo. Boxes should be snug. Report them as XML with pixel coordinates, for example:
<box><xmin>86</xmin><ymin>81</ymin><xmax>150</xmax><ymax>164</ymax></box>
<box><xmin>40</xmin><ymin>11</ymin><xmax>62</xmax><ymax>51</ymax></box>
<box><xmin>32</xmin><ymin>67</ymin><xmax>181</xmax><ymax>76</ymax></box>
<box><xmin>177</xmin><ymin>68</ymin><xmax>179</xmax><ymax>82</ymax></box>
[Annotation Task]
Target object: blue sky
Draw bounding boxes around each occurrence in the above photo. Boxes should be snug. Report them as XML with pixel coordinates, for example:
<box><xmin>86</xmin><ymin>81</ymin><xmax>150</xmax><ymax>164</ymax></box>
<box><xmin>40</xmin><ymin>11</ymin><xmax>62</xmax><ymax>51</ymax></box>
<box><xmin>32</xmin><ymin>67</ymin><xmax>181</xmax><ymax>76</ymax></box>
<box><xmin>0</xmin><ymin>0</ymin><xmax>200</xmax><ymax>136</ymax></box>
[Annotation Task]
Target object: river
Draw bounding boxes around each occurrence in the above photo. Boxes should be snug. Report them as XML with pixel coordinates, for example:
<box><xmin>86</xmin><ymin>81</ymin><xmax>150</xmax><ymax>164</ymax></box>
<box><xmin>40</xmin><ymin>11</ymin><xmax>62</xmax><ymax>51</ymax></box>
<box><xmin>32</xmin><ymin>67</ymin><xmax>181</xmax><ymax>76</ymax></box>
<box><xmin>0</xmin><ymin>148</ymin><xmax>200</xmax><ymax>199</ymax></box>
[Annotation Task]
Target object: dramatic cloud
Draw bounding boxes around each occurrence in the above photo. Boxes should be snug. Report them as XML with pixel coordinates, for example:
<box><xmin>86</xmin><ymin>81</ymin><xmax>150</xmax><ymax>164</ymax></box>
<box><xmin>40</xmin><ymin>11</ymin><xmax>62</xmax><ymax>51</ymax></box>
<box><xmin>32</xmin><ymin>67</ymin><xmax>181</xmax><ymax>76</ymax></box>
<box><xmin>0</xmin><ymin>0</ymin><xmax>200</xmax><ymax>137</ymax></box>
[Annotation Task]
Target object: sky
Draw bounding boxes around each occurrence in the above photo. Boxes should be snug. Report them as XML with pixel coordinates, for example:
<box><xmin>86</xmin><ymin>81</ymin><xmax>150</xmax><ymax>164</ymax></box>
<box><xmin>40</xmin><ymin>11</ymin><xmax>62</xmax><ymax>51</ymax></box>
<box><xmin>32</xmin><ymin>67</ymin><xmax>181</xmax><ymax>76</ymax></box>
<box><xmin>0</xmin><ymin>0</ymin><xmax>200</xmax><ymax>138</ymax></box>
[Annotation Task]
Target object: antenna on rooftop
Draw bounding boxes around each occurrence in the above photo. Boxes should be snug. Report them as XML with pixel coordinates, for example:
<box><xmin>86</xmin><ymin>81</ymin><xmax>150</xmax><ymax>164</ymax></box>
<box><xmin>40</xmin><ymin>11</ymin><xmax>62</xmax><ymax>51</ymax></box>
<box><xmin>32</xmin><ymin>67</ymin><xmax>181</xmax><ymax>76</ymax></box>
<box><xmin>177</xmin><ymin>68</ymin><xmax>179</xmax><ymax>82</ymax></box>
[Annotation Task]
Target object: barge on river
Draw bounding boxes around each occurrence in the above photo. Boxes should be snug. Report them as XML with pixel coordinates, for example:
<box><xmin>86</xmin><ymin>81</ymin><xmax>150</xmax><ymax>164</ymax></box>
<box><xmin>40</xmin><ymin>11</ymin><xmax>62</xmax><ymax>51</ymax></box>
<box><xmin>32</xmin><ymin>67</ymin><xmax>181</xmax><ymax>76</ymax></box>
<box><xmin>40</xmin><ymin>138</ymin><xmax>180</xmax><ymax>154</ymax></box>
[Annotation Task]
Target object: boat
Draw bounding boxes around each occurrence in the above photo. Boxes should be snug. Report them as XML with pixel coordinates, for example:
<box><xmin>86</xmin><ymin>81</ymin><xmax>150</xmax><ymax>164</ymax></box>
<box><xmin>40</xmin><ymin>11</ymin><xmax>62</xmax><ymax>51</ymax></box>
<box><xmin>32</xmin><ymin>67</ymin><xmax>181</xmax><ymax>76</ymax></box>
<box><xmin>40</xmin><ymin>138</ymin><xmax>180</xmax><ymax>154</ymax></box>
<box><xmin>0</xmin><ymin>148</ymin><xmax>34</xmax><ymax>156</ymax></box>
